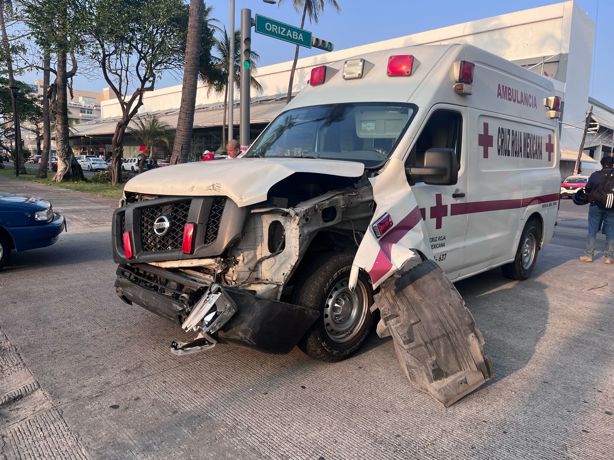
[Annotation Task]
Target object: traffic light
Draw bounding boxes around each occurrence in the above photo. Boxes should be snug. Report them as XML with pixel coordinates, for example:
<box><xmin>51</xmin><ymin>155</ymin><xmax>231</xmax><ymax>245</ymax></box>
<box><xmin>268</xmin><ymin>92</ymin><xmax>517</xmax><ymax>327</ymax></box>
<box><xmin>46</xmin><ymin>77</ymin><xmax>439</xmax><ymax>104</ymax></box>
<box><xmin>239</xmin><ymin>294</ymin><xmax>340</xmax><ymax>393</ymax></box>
<box><xmin>312</xmin><ymin>36</ymin><xmax>334</xmax><ymax>52</ymax></box>
<box><xmin>242</xmin><ymin>37</ymin><xmax>251</xmax><ymax>70</ymax></box>
<box><xmin>587</xmin><ymin>121</ymin><xmax>600</xmax><ymax>133</ymax></box>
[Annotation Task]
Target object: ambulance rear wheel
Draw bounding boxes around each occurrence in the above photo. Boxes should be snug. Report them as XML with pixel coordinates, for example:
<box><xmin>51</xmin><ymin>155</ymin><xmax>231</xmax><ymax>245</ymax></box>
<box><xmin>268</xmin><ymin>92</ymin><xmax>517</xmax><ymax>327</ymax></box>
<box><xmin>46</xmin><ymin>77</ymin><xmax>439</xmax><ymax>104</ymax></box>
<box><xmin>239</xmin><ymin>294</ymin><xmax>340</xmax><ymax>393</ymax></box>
<box><xmin>294</xmin><ymin>252</ymin><xmax>373</xmax><ymax>362</ymax></box>
<box><xmin>502</xmin><ymin>219</ymin><xmax>541</xmax><ymax>280</ymax></box>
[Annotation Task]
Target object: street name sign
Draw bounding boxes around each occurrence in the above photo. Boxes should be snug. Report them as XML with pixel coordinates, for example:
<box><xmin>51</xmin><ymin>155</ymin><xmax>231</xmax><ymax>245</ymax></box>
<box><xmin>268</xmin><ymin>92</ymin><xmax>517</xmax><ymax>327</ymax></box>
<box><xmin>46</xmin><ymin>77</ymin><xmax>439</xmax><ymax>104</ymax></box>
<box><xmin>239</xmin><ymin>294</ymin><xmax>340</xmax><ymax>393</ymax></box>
<box><xmin>255</xmin><ymin>14</ymin><xmax>312</xmax><ymax>48</ymax></box>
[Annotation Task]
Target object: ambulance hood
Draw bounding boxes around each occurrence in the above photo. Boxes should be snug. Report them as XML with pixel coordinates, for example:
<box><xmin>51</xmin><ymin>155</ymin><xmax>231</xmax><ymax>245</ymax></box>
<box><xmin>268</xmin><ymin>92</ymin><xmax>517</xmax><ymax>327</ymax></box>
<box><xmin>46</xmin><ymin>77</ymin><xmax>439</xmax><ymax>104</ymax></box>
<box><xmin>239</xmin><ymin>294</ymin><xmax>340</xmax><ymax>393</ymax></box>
<box><xmin>124</xmin><ymin>157</ymin><xmax>365</xmax><ymax>207</ymax></box>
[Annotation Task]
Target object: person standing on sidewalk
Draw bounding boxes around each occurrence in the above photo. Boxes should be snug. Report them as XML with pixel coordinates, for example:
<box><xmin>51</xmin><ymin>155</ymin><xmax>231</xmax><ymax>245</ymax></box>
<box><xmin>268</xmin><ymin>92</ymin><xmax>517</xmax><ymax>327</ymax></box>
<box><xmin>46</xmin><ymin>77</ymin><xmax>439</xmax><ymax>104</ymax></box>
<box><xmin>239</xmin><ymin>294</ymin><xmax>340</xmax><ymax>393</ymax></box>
<box><xmin>579</xmin><ymin>155</ymin><xmax>614</xmax><ymax>264</ymax></box>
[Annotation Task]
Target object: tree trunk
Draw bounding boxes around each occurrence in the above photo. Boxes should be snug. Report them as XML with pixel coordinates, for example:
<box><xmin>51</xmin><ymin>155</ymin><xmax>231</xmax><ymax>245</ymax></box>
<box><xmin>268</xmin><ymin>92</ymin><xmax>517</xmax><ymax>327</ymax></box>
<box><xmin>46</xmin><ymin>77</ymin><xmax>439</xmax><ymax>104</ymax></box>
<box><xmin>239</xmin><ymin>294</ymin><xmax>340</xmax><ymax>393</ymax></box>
<box><xmin>111</xmin><ymin>119</ymin><xmax>129</xmax><ymax>185</ymax></box>
<box><xmin>53</xmin><ymin>51</ymin><xmax>73</xmax><ymax>181</ymax></box>
<box><xmin>285</xmin><ymin>3</ymin><xmax>308</xmax><ymax>104</ymax></box>
<box><xmin>170</xmin><ymin>0</ymin><xmax>203</xmax><ymax>164</ymax></box>
<box><xmin>38</xmin><ymin>50</ymin><xmax>51</xmax><ymax>178</ymax></box>
<box><xmin>0</xmin><ymin>1</ymin><xmax>25</xmax><ymax>175</ymax></box>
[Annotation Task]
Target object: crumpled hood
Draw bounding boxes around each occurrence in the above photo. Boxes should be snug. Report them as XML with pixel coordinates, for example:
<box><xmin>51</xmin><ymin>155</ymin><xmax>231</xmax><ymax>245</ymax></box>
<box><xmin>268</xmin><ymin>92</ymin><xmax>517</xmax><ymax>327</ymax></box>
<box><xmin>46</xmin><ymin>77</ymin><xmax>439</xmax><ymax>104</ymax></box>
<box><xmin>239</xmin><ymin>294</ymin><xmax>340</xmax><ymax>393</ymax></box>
<box><xmin>124</xmin><ymin>157</ymin><xmax>365</xmax><ymax>207</ymax></box>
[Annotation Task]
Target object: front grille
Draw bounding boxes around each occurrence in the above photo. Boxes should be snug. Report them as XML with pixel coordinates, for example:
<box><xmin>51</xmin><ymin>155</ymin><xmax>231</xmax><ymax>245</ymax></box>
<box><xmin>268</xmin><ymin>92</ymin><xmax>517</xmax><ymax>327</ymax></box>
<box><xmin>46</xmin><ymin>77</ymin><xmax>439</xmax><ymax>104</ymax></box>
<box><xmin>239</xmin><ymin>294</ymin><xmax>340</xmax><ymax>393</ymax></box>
<box><xmin>205</xmin><ymin>197</ymin><xmax>226</xmax><ymax>245</ymax></box>
<box><xmin>139</xmin><ymin>200</ymin><xmax>191</xmax><ymax>252</ymax></box>
<box><xmin>118</xmin><ymin>211</ymin><xmax>126</xmax><ymax>233</ymax></box>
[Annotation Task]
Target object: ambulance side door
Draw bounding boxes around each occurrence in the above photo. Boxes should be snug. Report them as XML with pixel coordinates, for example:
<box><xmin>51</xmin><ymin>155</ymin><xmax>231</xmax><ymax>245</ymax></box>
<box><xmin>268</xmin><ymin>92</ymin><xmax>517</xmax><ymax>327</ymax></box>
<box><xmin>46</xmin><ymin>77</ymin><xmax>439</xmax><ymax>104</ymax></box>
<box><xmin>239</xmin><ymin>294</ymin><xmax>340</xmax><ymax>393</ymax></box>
<box><xmin>406</xmin><ymin>107</ymin><xmax>468</xmax><ymax>280</ymax></box>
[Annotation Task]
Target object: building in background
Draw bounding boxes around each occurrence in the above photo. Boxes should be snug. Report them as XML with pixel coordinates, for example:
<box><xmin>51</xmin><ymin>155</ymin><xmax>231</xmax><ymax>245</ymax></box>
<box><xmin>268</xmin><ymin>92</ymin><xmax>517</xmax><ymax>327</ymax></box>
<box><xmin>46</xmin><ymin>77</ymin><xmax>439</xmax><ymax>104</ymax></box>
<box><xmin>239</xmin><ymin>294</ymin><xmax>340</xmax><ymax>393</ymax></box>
<box><xmin>21</xmin><ymin>82</ymin><xmax>103</xmax><ymax>156</ymax></box>
<box><xmin>71</xmin><ymin>0</ymin><xmax>601</xmax><ymax>173</ymax></box>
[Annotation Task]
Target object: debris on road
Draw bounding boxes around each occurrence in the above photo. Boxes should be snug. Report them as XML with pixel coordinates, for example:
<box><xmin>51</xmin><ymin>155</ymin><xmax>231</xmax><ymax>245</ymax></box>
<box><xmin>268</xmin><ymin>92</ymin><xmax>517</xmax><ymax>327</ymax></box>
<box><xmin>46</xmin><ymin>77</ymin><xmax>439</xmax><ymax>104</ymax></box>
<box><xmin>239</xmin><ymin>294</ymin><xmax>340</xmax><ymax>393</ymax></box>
<box><xmin>375</xmin><ymin>260</ymin><xmax>493</xmax><ymax>406</ymax></box>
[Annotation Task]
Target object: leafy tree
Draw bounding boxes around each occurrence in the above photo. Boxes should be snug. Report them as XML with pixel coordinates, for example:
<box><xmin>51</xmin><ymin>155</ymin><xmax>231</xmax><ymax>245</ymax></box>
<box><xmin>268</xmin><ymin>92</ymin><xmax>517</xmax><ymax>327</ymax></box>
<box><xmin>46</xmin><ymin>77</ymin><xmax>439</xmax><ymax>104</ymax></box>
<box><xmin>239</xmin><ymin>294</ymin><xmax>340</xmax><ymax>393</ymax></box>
<box><xmin>0</xmin><ymin>0</ymin><xmax>26</xmax><ymax>173</ymax></box>
<box><xmin>0</xmin><ymin>79</ymin><xmax>42</xmax><ymax>156</ymax></box>
<box><xmin>210</xmin><ymin>29</ymin><xmax>262</xmax><ymax>150</ymax></box>
<box><xmin>278</xmin><ymin>0</ymin><xmax>340</xmax><ymax>103</ymax></box>
<box><xmin>128</xmin><ymin>115</ymin><xmax>171</xmax><ymax>158</ymax></box>
<box><xmin>85</xmin><ymin>0</ymin><xmax>187</xmax><ymax>184</ymax></box>
<box><xmin>23</xmin><ymin>0</ymin><xmax>88</xmax><ymax>182</ymax></box>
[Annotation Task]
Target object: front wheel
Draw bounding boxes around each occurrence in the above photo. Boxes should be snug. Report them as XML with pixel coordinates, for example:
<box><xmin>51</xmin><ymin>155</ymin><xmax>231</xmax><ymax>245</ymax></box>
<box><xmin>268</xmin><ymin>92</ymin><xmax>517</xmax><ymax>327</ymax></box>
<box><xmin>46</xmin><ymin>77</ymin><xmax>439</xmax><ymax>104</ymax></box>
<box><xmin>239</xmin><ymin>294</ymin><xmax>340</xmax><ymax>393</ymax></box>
<box><xmin>293</xmin><ymin>252</ymin><xmax>373</xmax><ymax>362</ymax></box>
<box><xmin>502</xmin><ymin>219</ymin><xmax>541</xmax><ymax>280</ymax></box>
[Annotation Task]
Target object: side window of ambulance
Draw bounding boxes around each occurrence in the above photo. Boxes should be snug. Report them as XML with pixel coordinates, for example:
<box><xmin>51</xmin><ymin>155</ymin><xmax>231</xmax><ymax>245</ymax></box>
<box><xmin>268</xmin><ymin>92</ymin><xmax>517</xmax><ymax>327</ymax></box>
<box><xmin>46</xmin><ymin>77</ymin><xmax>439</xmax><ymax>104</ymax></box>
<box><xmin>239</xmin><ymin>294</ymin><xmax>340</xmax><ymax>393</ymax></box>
<box><xmin>407</xmin><ymin>110</ymin><xmax>462</xmax><ymax>173</ymax></box>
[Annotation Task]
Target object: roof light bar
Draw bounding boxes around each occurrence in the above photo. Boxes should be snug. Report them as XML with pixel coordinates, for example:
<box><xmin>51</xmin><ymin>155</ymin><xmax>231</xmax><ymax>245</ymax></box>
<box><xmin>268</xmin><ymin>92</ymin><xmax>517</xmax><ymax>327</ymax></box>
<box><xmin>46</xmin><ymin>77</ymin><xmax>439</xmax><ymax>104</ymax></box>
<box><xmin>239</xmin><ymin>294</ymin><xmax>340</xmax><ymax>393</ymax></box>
<box><xmin>387</xmin><ymin>55</ymin><xmax>414</xmax><ymax>76</ymax></box>
<box><xmin>453</xmin><ymin>61</ymin><xmax>475</xmax><ymax>95</ymax></box>
<box><xmin>343</xmin><ymin>59</ymin><xmax>365</xmax><ymax>80</ymax></box>
<box><xmin>544</xmin><ymin>96</ymin><xmax>562</xmax><ymax>119</ymax></box>
<box><xmin>310</xmin><ymin>66</ymin><xmax>327</xmax><ymax>86</ymax></box>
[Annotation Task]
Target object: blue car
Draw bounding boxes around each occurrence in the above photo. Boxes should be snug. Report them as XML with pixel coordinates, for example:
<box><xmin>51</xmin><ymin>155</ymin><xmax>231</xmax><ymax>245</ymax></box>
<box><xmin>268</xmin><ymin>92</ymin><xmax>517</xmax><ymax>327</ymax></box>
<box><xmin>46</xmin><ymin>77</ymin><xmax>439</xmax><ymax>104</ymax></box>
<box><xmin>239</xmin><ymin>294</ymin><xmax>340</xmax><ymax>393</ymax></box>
<box><xmin>0</xmin><ymin>193</ymin><xmax>66</xmax><ymax>268</ymax></box>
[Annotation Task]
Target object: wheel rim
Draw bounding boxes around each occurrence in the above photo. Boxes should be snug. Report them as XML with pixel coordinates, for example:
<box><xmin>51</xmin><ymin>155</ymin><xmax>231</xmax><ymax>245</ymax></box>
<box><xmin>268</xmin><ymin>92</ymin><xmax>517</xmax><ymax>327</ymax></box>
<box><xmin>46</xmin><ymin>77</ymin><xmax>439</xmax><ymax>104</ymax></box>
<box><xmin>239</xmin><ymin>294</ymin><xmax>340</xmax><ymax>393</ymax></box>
<box><xmin>323</xmin><ymin>277</ymin><xmax>368</xmax><ymax>343</ymax></box>
<box><xmin>0</xmin><ymin>242</ymin><xmax>3</xmax><ymax>260</ymax></box>
<box><xmin>521</xmin><ymin>233</ymin><xmax>537</xmax><ymax>270</ymax></box>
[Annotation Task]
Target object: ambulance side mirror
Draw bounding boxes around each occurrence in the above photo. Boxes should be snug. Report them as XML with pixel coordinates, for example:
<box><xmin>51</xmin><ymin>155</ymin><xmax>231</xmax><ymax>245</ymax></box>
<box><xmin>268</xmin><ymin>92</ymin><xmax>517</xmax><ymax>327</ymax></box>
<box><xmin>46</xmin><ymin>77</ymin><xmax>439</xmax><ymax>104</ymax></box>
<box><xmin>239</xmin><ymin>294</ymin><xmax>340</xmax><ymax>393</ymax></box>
<box><xmin>406</xmin><ymin>148</ymin><xmax>458</xmax><ymax>185</ymax></box>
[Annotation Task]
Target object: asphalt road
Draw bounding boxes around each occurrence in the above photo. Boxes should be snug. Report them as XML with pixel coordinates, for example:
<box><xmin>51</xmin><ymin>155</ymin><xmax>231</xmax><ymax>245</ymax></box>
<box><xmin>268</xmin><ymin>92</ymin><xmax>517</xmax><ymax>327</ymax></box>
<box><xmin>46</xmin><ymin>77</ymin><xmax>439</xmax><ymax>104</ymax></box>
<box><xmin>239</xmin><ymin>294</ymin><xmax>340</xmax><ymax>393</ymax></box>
<box><xmin>0</xmin><ymin>177</ymin><xmax>612</xmax><ymax>459</ymax></box>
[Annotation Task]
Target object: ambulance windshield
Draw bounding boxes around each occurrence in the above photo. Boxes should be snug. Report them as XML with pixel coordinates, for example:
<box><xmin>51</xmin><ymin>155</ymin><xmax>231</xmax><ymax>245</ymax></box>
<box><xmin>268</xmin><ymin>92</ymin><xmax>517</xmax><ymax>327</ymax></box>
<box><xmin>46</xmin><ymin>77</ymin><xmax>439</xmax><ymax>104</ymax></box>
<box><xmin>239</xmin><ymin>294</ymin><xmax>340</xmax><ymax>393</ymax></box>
<box><xmin>247</xmin><ymin>103</ymin><xmax>415</xmax><ymax>167</ymax></box>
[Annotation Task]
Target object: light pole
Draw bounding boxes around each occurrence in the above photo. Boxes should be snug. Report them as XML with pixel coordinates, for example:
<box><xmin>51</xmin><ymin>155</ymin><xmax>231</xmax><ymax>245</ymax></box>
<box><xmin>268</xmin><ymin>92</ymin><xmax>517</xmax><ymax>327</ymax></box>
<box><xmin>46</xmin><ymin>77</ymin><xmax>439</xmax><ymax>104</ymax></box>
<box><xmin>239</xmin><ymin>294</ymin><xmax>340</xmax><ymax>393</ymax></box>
<box><xmin>228</xmin><ymin>0</ymin><xmax>235</xmax><ymax>147</ymax></box>
<box><xmin>228</xmin><ymin>0</ymin><xmax>276</xmax><ymax>149</ymax></box>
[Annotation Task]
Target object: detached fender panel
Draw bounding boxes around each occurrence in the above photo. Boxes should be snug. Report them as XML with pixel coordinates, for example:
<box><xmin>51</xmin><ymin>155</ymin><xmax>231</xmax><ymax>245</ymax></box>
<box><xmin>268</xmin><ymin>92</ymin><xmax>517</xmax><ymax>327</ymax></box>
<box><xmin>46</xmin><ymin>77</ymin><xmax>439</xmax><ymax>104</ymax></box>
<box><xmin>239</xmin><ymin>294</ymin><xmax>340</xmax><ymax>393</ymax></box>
<box><xmin>351</xmin><ymin>157</ymin><xmax>433</xmax><ymax>289</ymax></box>
<box><xmin>375</xmin><ymin>260</ymin><xmax>493</xmax><ymax>406</ymax></box>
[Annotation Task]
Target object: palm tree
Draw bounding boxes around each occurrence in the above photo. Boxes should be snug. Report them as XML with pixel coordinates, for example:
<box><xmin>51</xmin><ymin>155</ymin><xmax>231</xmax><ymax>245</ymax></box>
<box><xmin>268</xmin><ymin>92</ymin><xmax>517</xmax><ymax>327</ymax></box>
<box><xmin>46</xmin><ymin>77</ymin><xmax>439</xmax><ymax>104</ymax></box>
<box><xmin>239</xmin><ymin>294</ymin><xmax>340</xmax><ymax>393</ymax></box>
<box><xmin>170</xmin><ymin>0</ymin><xmax>204</xmax><ymax>165</ymax></box>
<box><xmin>278</xmin><ymin>0</ymin><xmax>340</xmax><ymax>103</ymax></box>
<box><xmin>210</xmin><ymin>29</ymin><xmax>262</xmax><ymax>150</ymax></box>
<box><xmin>129</xmin><ymin>115</ymin><xmax>172</xmax><ymax>158</ymax></box>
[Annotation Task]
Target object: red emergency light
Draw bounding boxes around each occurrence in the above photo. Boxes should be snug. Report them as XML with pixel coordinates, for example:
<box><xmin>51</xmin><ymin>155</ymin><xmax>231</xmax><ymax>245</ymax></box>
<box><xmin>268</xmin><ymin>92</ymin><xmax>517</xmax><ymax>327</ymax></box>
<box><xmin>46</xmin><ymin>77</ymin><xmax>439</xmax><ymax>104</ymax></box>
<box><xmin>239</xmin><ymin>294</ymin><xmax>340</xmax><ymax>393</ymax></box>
<box><xmin>455</xmin><ymin>61</ymin><xmax>474</xmax><ymax>84</ymax></box>
<box><xmin>453</xmin><ymin>60</ymin><xmax>475</xmax><ymax>95</ymax></box>
<box><xmin>372</xmin><ymin>213</ymin><xmax>394</xmax><ymax>238</ymax></box>
<box><xmin>387</xmin><ymin>55</ymin><xmax>414</xmax><ymax>76</ymax></box>
<box><xmin>182</xmin><ymin>223</ymin><xmax>196</xmax><ymax>254</ymax></box>
<box><xmin>544</xmin><ymin>96</ymin><xmax>562</xmax><ymax>119</ymax></box>
<box><xmin>544</xmin><ymin>96</ymin><xmax>561</xmax><ymax>111</ymax></box>
<box><xmin>122</xmin><ymin>231</ymin><xmax>134</xmax><ymax>259</ymax></box>
<box><xmin>310</xmin><ymin>66</ymin><xmax>327</xmax><ymax>86</ymax></box>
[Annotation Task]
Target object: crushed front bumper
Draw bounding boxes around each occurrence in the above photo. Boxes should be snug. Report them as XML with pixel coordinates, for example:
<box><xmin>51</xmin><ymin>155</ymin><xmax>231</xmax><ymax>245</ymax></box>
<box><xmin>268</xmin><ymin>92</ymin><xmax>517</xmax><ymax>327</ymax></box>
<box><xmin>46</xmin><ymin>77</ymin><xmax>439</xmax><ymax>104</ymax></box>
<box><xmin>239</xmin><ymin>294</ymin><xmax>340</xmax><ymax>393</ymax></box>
<box><xmin>115</xmin><ymin>264</ymin><xmax>319</xmax><ymax>354</ymax></box>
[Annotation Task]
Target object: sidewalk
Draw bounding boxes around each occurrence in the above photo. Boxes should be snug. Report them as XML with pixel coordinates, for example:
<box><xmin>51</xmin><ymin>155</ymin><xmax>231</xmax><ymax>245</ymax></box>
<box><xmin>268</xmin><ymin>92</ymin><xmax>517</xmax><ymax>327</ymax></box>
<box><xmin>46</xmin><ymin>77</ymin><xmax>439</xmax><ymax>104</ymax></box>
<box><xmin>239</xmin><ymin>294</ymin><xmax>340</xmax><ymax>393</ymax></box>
<box><xmin>0</xmin><ymin>175</ymin><xmax>117</xmax><ymax>233</ymax></box>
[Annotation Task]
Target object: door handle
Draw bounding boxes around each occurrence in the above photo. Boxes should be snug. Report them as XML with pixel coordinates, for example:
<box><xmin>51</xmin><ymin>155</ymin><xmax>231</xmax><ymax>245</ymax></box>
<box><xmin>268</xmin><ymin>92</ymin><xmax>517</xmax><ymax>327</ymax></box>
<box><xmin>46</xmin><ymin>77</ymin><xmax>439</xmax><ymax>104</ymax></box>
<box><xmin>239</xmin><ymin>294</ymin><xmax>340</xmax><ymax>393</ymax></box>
<box><xmin>452</xmin><ymin>192</ymin><xmax>465</xmax><ymax>198</ymax></box>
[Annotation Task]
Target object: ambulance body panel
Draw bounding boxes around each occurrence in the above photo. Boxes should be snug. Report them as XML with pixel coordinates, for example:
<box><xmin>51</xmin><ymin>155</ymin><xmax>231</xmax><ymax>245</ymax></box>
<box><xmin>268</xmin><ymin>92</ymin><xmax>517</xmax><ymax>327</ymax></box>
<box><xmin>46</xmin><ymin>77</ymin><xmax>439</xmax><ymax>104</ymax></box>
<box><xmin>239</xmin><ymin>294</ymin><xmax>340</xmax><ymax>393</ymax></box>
<box><xmin>113</xmin><ymin>43</ymin><xmax>560</xmax><ymax>362</ymax></box>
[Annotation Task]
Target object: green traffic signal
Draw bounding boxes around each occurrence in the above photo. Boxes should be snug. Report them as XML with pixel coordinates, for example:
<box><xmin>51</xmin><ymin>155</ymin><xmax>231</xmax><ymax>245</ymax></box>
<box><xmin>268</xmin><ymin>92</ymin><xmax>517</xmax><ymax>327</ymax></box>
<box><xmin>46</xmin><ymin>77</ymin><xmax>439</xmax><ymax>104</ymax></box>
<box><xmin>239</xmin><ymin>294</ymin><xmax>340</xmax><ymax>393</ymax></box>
<box><xmin>244</xmin><ymin>60</ymin><xmax>251</xmax><ymax>70</ymax></box>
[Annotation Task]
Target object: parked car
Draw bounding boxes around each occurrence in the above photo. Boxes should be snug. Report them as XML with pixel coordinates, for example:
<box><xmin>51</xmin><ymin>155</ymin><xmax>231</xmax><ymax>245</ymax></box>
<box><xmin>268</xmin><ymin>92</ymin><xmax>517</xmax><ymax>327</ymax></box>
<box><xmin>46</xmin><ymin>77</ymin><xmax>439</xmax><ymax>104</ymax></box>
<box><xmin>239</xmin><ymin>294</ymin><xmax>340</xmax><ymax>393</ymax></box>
<box><xmin>121</xmin><ymin>158</ymin><xmax>139</xmax><ymax>172</ymax></box>
<box><xmin>0</xmin><ymin>193</ymin><xmax>66</xmax><ymax>268</ymax></box>
<box><xmin>50</xmin><ymin>157</ymin><xmax>58</xmax><ymax>172</ymax></box>
<box><xmin>77</xmin><ymin>155</ymin><xmax>107</xmax><ymax>171</ymax></box>
<box><xmin>560</xmin><ymin>175</ymin><xmax>588</xmax><ymax>198</ymax></box>
<box><xmin>26</xmin><ymin>155</ymin><xmax>42</xmax><ymax>164</ymax></box>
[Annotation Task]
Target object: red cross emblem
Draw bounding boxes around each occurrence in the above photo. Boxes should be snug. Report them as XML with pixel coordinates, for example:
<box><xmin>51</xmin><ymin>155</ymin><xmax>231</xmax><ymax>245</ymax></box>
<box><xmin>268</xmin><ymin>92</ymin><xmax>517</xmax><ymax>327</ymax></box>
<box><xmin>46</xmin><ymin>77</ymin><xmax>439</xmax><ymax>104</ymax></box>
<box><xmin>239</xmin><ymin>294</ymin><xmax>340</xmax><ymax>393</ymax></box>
<box><xmin>545</xmin><ymin>134</ymin><xmax>554</xmax><ymax>162</ymax></box>
<box><xmin>478</xmin><ymin>122</ymin><xmax>494</xmax><ymax>159</ymax></box>
<box><xmin>429</xmin><ymin>193</ymin><xmax>448</xmax><ymax>230</ymax></box>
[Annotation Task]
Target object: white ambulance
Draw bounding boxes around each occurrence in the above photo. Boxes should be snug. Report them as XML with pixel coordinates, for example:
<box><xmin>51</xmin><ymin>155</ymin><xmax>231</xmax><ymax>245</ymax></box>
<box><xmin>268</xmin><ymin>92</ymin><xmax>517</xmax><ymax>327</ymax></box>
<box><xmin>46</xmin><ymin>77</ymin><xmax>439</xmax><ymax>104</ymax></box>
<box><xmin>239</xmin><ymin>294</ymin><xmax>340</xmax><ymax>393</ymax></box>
<box><xmin>113</xmin><ymin>43</ymin><xmax>560</xmax><ymax>362</ymax></box>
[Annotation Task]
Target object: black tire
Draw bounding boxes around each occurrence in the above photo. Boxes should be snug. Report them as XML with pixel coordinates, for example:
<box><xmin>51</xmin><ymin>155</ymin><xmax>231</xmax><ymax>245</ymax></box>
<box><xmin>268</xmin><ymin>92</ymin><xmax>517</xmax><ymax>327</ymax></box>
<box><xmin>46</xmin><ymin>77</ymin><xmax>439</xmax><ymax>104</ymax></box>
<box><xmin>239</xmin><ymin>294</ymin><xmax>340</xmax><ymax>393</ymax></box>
<box><xmin>502</xmin><ymin>219</ymin><xmax>541</xmax><ymax>280</ymax></box>
<box><xmin>131</xmin><ymin>166</ymin><xmax>135</xmax><ymax>172</ymax></box>
<box><xmin>293</xmin><ymin>252</ymin><xmax>373</xmax><ymax>362</ymax></box>
<box><xmin>0</xmin><ymin>233</ymin><xmax>11</xmax><ymax>270</ymax></box>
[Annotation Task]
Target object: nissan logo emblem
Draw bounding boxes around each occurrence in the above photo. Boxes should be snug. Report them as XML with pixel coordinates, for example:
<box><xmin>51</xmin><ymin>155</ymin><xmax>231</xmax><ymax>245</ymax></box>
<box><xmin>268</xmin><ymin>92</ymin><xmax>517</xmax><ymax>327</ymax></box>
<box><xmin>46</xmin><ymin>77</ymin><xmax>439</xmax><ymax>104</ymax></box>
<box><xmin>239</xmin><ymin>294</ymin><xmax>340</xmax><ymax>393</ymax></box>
<box><xmin>153</xmin><ymin>215</ymin><xmax>171</xmax><ymax>236</ymax></box>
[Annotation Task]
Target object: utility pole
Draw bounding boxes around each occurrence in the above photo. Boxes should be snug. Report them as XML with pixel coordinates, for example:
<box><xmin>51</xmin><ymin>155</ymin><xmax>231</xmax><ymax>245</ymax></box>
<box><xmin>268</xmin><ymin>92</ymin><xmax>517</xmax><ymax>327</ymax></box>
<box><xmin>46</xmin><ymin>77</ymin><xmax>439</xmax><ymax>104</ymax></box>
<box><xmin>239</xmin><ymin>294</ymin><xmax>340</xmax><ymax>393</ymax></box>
<box><xmin>240</xmin><ymin>8</ymin><xmax>251</xmax><ymax>149</ymax></box>
<box><xmin>574</xmin><ymin>105</ymin><xmax>593</xmax><ymax>175</ymax></box>
<box><xmin>227</xmin><ymin>0</ymin><xmax>235</xmax><ymax>146</ymax></box>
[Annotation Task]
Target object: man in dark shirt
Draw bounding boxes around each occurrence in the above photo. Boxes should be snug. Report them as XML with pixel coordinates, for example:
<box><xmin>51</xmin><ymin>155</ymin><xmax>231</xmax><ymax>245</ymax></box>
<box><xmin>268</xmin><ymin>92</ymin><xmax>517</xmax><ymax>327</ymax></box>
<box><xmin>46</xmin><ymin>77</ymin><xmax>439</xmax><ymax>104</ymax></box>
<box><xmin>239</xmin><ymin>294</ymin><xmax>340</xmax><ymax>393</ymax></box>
<box><xmin>580</xmin><ymin>155</ymin><xmax>614</xmax><ymax>264</ymax></box>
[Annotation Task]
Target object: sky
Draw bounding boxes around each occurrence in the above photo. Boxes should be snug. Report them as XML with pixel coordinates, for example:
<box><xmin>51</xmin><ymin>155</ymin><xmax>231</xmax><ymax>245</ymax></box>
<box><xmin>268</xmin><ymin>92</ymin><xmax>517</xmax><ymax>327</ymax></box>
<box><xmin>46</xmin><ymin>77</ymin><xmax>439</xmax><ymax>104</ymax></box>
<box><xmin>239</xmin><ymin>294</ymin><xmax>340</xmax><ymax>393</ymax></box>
<box><xmin>25</xmin><ymin>0</ymin><xmax>614</xmax><ymax>107</ymax></box>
